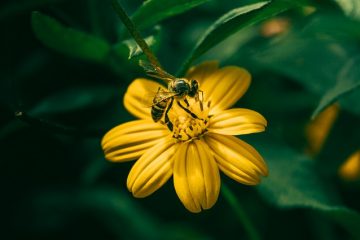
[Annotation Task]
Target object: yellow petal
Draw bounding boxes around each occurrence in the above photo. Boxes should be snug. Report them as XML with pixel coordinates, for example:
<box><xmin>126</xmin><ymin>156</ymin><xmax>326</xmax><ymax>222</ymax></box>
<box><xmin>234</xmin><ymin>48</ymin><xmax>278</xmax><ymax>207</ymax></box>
<box><xmin>173</xmin><ymin>140</ymin><xmax>220</xmax><ymax>213</ymax></box>
<box><xmin>208</xmin><ymin>108</ymin><xmax>267</xmax><ymax>135</ymax></box>
<box><xmin>201</xmin><ymin>66</ymin><xmax>251</xmax><ymax>115</ymax></box>
<box><xmin>185</xmin><ymin>61</ymin><xmax>219</xmax><ymax>85</ymax></box>
<box><xmin>306</xmin><ymin>103</ymin><xmax>339</xmax><ymax>156</ymax></box>
<box><xmin>101</xmin><ymin>120</ymin><xmax>169</xmax><ymax>162</ymax></box>
<box><xmin>127</xmin><ymin>137</ymin><xmax>176</xmax><ymax>198</ymax></box>
<box><xmin>124</xmin><ymin>78</ymin><xmax>165</xmax><ymax>119</ymax></box>
<box><xmin>204</xmin><ymin>133</ymin><xmax>268</xmax><ymax>185</ymax></box>
<box><xmin>338</xmin><ymin>150</ymin><xmax>360</xmax><ymax>181</ymax></box>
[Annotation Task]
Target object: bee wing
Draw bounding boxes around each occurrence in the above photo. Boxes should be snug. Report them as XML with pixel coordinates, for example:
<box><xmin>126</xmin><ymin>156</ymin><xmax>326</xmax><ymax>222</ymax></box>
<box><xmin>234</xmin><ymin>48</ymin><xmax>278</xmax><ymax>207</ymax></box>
<box><xmin>153</xmin><ymin>92</ymin><xmax>178</xmax><ymax>104</ymax></box>
<box><xmin>140</xmin><ymin>90</ymin><xmax>178</xmax><ymax>108</ymax></box>
<box><xmin>140</xmin><ymin>91</ymin><xmax>158</xmax><ymax>108</ymax></box>
<box><xmin>139</xmin><ymin>60</ymin><xmax>175</xmax><ymax>82</ymax></box>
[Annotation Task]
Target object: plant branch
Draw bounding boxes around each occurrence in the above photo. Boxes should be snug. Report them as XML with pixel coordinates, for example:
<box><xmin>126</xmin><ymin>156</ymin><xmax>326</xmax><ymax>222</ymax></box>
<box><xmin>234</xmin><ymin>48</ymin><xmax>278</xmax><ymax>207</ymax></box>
<box><xmin>221</xmin><ymin>183</ymin><xmax>261</xmax><ymax>240</ymax></box>
<box><xmin>14</xmin><ymin>110</ymin><xmax>104</xmax><ymax>138</ymax></box>
<box><xmin>111</xmin><ymin>0</ymin><xmax>161</xmax><ymax>68</ymax></box>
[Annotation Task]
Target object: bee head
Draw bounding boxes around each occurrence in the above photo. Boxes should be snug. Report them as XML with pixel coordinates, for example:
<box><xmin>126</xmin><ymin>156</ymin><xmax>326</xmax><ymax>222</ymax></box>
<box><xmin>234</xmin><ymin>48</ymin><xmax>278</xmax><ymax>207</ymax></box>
<box><xmin>188</xmin><ymin>79</ymin><xmax>199</xmax><ymax>97</ymax></box>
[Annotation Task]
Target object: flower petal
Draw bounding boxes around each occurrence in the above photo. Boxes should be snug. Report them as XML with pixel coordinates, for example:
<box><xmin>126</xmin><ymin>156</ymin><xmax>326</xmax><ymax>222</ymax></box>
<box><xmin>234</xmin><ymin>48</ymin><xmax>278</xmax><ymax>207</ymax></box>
<box><xmin>124</xmin><ymin>78</ymin><xmax>165</xmax><ymax>119</ymax></box>
<box><xmin>204</xmin><ymin>133</ymin><xmax>268</xmax><ymax>185</ymax></box>
<box><xmin>127</xmin><ymin>137</ymin><xmax>176</xmax><ymax>198</ymax></box>
<box><xmin>101</xmin><ymin>120</ymin><xmax>169</xmax><ymax>162</ymax></box>
<box><xmin>173</xmin><ymin>140</ymin><xmax>220</xmax><ymax>213</ymax></box>
<box><xmin>208</xmin><ymin>108</ymin><xmax>267</xmax><ymax>135</ymax></box>
<box><xmin>185</xmin><ymin>61</ymin><xmax>219</xmax><ymax>85</ymax></box>
<box><xmin>338</xmin><ymin>150</ymin><xmax>360</xmax><ymax>181</ymax></box>
<box><xmin>201</xmin><ymin>66</ymin><xmax>251</xmax><ymax>115</ymax></box>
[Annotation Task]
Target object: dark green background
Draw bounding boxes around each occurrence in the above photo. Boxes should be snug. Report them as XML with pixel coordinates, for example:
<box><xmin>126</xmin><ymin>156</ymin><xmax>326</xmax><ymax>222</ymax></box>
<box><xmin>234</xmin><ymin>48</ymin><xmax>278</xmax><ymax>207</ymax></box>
<box><xmin>1</xmin><ymin>0</ymin><xmax>360</xmax><ymax>239</ymax></box>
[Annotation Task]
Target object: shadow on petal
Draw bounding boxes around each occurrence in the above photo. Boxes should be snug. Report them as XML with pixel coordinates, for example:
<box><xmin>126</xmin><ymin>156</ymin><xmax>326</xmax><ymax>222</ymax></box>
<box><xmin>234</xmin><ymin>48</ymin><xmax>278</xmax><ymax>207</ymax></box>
<box><xmin>205</xmin><ymin>133</ymin><xmax>268</xmax><ymax>185</ymax></box>
<box><xmin>200</xmin><ymin>66</ymin><xmax>251</xmax><ymax>115</ymax></box>
<box><xmin>208</xmin><ymin>108</ymin><xmax>267</xmax><ymax>136</ymax></box>
<box><xmin>127</xmin><ymin>137</ymin><xmax>177</xmax><ymax>198</ymax></box>
<box><xmin>102</xmin><ymin>120</ymin><xmax>169</xmax><ymax>162</ymax></box>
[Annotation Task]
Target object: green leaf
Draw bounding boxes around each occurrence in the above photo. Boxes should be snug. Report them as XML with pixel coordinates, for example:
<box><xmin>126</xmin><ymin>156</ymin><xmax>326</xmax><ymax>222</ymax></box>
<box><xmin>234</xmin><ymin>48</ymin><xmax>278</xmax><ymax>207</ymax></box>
<box><xmin>178</xmin><ymin>0</ymin><xmax>307</xmax><ymax>75</ymax></box>
<box><xmin>132</xmin><ymin>0</ymin><xmax>210</xmax><ymax>31</ymax></box>
<box><xmin>255</xmin><ymin>138</ymin><xmax>360</xmax><ymax>239</ymax></box>
<box><xmin>29</xmin><ymin>86</ymin><xmax>117</xmax><ymax>115</ymax></box>
<box><xmin>251</xmin><ymin>13</ymin><xmax>360</xmax><ymax>117</ymax></box>
<box><xmin>31</xmin><ymin>187</ymin><xmax>206</xmax><ymax>239</ymax></box>
<box><xmin>333</xmin><ymin>0</ymin><xmax>360</xmax><ymax>21</ymax></box>
<box><xmin>31</xmin><ymin>11</ymin><xmax>110</xmax><ymax>62</ymax></box>
<box><xmin>312</xmin><ymin>56</ymin><xmax>360</xmax><ymax>118</ymax></box>
<box><xmin>340</xmin><ymin>88</ymin><xmax>360</xmax><ymax>115</ymax></box>
<box><xmin>113</xmin><ymin>29</ymin><xmax>160</xmax><ymax>60</ymax></box>
<box><xmin>125</xmin><ymin>35</ymin><xmax>157</xmax><ymax>59</ymax></box>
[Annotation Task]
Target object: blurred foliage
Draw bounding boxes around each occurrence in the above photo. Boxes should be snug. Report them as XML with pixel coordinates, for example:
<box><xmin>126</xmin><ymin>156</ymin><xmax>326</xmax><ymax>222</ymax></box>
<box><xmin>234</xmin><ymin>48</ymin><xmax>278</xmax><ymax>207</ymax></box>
<box><xmin>1</xmin><ymin>0</ymin><xmax>360</xmax><ymax>239</ymax></box>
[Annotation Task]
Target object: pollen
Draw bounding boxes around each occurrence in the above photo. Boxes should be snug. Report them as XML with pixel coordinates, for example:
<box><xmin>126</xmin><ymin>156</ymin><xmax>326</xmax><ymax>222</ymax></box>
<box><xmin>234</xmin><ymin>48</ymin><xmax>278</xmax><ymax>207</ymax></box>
<box><xmin>169</xmin><ymin>98</ymin><xmax>210</xmax><ymax>142</ymax></box>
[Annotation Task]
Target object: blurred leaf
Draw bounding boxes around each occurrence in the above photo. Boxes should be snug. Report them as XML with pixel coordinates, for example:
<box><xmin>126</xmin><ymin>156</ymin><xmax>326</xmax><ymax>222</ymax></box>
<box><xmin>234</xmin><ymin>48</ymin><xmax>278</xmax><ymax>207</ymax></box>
<box><xmin>340</xmin><ymin>89</ymin><xmax>360</xmax><ymax>115</ymax></box>
<box><xmin>0</xmin><ymin>121</ymin><xmax>27</xmax><ymax>140</ymax></box>
<box><xmin>312</xmin><ymin>56</ymin><xmax>360</xmax><ymax>118</ymax></box>
<box><xmin>178</xmin><ymin>0</ymin><xmax>307</xmax><ymax>75</ymax></box>
<box><xmin>30</xmin><ymin>187</ymin><xmax>205</xmax><ymax>239</ymax></box>
<box><xmin>254</xmin><ymin>34</ymin><xmax>341</xmax><ymax>94</ymax></box>
<box><xmin>0</xmin><ymin>0</ymin><xmax>66</xmax><ymax>19</ymax></box>
<box><xmin>316</xmin><ymin>111</ymin><xmax>360</xmax><ymax>176</ymax></box>
<box><xmin>255</xmin><ymin>138</ymin><xmax>360</xmax><ymax>239</ymax></box>
<box><xmin>252</xmin><ymin>14</ymin><xmax>360</xmax><ymax>117</ymax></box>
<box><xmin>29</xmin><ymin>86</ymin><xmax>117</xmax><ymax>115</ymax></box>
<box><xmin>81</xmin><ymin>159</ymin><xmax>109</xmax><ymax>185</ymax></box>
<box><xmin>132</xmin><ymin>0</ymin><xmax>210</xmax><ymax>30</ymax></box>
<box><xmin>333</xmin><ymin>0</ymin><xmax>360</xmax><ymax>21</ymax></box>
<box><xmin>190</xmin><ymin>0</ymin><xmax>269</xmax><ymax>58</ymax></box>
<box><xmin>31</xmin><ymin>11</ymin><xmax>110</xmax><ymax>62</ymax></box>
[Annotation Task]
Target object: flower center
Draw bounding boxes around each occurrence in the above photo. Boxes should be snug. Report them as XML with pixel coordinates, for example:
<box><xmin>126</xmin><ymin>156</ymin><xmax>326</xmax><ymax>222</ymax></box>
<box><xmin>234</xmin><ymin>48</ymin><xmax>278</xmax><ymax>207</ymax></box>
<box><xmin>168</xmin><ymin>98</ymin><xmax>210</xmax><ymax>142</ymax></box>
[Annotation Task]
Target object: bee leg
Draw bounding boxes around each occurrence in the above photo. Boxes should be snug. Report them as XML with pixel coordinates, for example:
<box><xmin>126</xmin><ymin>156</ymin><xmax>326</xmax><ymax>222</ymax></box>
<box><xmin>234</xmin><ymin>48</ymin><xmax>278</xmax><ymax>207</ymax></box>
<box><xmin>184</xmin><ymin>98</ymin><xmax>190</xmax><ymax>107</ymax></box>
<box><xmin>164</xmin><ymin>98</ymin><xmax>174</xmax><ymax>131</ymax></box>
<box><xmin>197</xmin><ymin>91</ymin><xmax>204</xmax><ymax>111</ymax></box>
<box><xmin>199</xmin><ymin>99</ymin><xmax>204</xmax><ymax>112</ymax></box>
<box><xmin>176</xmin><ymin>100</ymin><xmax>203</xmax><ymax>120</ymax></box>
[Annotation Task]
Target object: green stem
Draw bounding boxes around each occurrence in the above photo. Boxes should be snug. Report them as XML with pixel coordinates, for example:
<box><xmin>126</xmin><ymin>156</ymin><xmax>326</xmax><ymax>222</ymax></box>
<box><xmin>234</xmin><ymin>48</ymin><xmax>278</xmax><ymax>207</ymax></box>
<box><xmin>111</xmin><ymin>0</ymin><xmax>161</xmax><ymax>68</ymax></box>
<box><xmin>221</xmin><ymin>183</ymin><xmax>261</xmax><ymax>240</ymax></box>
<box><xmin>14</xmin><ymin>110</ymin><xmax>104</xmax><ymax>138</ymax></box>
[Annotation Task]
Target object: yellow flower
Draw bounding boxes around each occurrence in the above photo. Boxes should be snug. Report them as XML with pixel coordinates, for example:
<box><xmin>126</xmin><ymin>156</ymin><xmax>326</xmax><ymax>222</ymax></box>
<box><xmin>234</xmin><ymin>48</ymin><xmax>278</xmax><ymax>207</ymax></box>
<box><xmin>101</xmin><ymin>61</ymin><xmax>268</xmax><ymax>213</ymax></box>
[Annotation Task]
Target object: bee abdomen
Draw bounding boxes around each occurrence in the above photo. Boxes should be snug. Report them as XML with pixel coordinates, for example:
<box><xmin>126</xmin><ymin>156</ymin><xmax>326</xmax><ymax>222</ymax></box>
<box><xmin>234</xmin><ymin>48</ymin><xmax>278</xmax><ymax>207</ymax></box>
<box><xmin>151</xmin><ymin>100</ymin><xmax>168</xmax><ymax>122</ymax></box>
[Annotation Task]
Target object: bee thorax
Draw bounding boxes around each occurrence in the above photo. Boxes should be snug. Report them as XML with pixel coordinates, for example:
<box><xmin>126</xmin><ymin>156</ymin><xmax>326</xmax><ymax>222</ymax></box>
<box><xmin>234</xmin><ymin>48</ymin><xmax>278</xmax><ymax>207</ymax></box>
<box><xmin>169</xmin><ymin>79</ymin><xmax>190</xmax><ymax>97</ymax></box>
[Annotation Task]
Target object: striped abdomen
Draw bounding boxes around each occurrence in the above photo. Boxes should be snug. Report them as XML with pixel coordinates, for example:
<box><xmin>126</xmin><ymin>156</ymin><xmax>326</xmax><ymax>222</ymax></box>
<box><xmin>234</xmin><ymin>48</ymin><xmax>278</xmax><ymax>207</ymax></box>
<box><xmin>151</xmin><ymin>95</ymin><xmax>169</xmax><ymax>122</ymax></box>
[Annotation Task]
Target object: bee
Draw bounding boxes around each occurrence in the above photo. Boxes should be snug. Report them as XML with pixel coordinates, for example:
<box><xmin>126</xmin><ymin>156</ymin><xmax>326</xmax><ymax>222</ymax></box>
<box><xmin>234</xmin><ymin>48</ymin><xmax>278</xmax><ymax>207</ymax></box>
<box><xmin>140</xmin><ymin>60</ymin><xmax>202</xmax><ymax>131</ymax></box>
<box><xmin>151</xmin><ymin>88</ymin><xmax>176</xmax><ymax>131</ymax></box>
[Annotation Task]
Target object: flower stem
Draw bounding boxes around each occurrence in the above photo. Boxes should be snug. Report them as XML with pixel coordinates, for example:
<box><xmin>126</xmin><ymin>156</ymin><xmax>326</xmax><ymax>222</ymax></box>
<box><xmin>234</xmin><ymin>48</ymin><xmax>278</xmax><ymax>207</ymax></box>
<box><xmin>221</xmin><ymin>183</ymin><xmax>261</xmax><ymax>240</ymax></box>
<box><xmin>111</xmin><ymin>0</ymin><xmax>161</xmax><ymax>68</ymax></box>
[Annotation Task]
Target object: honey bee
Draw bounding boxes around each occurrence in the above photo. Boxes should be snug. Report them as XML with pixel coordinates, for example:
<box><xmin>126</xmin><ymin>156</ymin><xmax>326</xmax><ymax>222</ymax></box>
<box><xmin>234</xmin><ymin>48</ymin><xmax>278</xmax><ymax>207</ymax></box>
<box><xmin>140</xmin><ymin>60</ymin><xmax>202</xmax><ymax>131</ymax></box>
